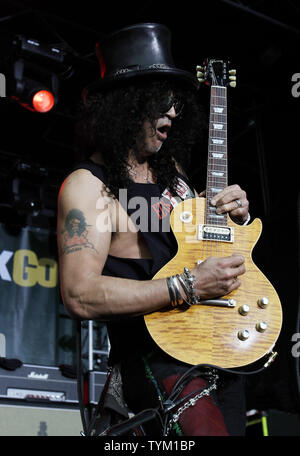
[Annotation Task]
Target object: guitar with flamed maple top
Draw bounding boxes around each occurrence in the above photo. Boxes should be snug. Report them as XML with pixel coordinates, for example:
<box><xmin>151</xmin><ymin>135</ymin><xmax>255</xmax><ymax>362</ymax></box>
<box><xmin>144</xmin><ymin>59</ymin><xmax>282</xmax><ymax>369</ymax></box>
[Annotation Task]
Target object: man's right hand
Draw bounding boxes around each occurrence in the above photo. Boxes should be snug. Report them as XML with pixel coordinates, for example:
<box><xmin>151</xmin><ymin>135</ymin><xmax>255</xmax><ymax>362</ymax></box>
<box><xmin>191</xmin><ymin>254</ymin><xmax>246</xmax><ymax>300</ymax></box>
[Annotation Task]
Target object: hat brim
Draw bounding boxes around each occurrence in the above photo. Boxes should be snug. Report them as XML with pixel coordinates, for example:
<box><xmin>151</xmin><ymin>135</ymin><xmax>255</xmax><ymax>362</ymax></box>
<box><xmin>83</xmin><ymin>67</ymin><xmax>199</xmax><ymax>98</ymax></box>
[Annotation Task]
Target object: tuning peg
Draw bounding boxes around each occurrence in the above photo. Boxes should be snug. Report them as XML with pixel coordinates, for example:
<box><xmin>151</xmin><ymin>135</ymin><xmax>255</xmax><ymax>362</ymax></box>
<box><xmin>229</xmin><ymin>75</ymin><xmax>236</xmax><ymax>81</ymax></box>
<box><xmin>196</xmin><ymin>65</ymin><xmax>203</xmax><ymax>71</ymax></box>
<box><xmin>229</xmin><ymin>81</ymin><xmax>236</xmax><ymax>88</ymax></box>
<box><xmin>197</xmin><ymin>78</ymin><xmax>205</xmax><ymax>83</ymax></box>
<box><xmin>197</xmin><ymin>71</ymin><xmax>204</xmax><ymax>78</ymax></box>
<box><xmin>229</xmin><ymin>69</ymin><xmax>236</xmax><ymax>75</ymax></box>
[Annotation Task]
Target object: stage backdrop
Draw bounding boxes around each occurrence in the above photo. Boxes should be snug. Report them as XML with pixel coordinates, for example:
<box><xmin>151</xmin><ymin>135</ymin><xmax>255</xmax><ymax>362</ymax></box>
<box><xmin>0</xmin><ymin>223</ymin><xmax>76</xmax><ymax>367</ymax></box>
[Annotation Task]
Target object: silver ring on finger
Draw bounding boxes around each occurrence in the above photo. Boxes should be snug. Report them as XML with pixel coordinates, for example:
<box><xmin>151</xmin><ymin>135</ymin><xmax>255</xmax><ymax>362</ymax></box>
<box><xmin>235</xmin><ymin>199</ymin><xmax>243</xmax><ymax>208</ymax></box>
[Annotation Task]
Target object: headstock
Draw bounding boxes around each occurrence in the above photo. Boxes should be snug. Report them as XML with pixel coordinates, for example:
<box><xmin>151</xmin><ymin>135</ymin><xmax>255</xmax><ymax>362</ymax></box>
<box><xmin>196</xmin><ymin>59</ymin><xmax>236</xmax><ymax>88</ymax></box>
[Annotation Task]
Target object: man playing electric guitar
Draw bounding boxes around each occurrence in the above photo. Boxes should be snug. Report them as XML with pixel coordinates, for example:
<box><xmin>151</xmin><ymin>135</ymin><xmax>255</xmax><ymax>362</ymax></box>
<box><xmin>58</xmin><ymin>24</ymin><xmax>251</xmax><ymax>436</ymax></box>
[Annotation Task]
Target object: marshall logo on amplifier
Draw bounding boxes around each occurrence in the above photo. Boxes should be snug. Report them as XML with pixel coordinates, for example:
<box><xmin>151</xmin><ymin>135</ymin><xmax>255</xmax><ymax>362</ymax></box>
<box><xmin>27</xmin><ymin>371</ymin><xmax>49</xmax><ymax>380</ymax></box>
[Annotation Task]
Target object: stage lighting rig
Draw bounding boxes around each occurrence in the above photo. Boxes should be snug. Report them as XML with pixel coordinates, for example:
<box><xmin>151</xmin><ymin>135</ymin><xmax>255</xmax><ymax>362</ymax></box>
<box><xmin>8</xmin><ymin>35</ymin><xmax>72</xmax><ymax>113</ymax></box>
<box><xmin>11</xmin><ymin>58</ymin><xmax>58</xmax><ymax>113</ymax></box>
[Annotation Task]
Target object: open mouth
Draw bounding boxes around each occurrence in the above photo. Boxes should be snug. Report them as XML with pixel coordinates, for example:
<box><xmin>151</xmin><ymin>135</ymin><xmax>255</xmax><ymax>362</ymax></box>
<box><xmin>156</xmin><ymin>124</ymin><xmax>170</xmax><ymax>141</ymax></box>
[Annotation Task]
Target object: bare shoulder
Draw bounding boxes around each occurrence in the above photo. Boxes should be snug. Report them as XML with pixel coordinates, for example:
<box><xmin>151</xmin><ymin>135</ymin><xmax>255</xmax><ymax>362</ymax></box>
<box><xmin>58</xmin><ymin>168</ymin><xmax>107</xmax><ymax>204</ymax></box>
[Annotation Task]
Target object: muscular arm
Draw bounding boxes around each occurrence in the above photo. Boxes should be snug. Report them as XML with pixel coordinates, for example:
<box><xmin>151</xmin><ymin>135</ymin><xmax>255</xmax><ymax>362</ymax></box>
<box><xmin>57</xmin><ymin>169</ymin><xmax>170</xmax><ymax>321</ymax></box>
<box><xmin>58</xmin><ymin>170</ymin><xmax>246</xmax><ymax>321</ymax></box>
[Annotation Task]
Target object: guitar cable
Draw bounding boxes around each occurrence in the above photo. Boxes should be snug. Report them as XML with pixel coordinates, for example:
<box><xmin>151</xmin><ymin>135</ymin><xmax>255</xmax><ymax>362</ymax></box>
<box><xmin>163</xmin><ymin>354</ymin><xmax>278</xmax><ymax>415</ymax></box>
<box><xmin>76</xmin><ymin>320</ymin><xmax>89</xmax><ymax>436</ymax></box>
<box><xmin>168</xmin><ymin>358</ymin><xmax>276</xmax><ymax>398</ymax></box>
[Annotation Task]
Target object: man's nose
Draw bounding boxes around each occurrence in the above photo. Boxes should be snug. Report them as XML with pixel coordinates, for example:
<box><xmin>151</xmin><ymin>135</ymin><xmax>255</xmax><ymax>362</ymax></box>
<box><xmin>165</xmin><ymin>104</ymin><xmax>176</xmax><ymax>119</ymax></box>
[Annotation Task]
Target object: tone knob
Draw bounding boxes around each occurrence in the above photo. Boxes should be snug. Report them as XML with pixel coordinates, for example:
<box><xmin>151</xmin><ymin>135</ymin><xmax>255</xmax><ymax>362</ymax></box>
<box><xmin>238</xmin><ymin>329</ymin><xmax>250</xmax><ymax>341</ymax></box>
<box><xmin>257</xmin><ymin>297</ymin><xmax>269</xmax><ymax>309</ymax></box>
<box><xmin>256</xmin><ymin>321</ymin><xmax>268</xmax><ymax>332</ymax></box>
<box><xmin>238</xmin><ymin>304</ymin><xmax>250</xmax><ymax>316</ymax></box>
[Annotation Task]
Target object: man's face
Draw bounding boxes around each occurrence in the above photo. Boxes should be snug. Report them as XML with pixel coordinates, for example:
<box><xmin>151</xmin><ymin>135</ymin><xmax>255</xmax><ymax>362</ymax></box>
<box><xmin>137</xmin><ymin>103</ymin><xmax>177</xmax><ymax>158</ymax></box>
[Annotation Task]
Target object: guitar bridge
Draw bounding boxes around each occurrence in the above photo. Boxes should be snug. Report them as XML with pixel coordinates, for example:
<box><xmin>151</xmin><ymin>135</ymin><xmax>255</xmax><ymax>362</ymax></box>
<box><xmin>197</xmin><ymin>224</ymin><xmax>234</xmax><ymax>243</ymax></box>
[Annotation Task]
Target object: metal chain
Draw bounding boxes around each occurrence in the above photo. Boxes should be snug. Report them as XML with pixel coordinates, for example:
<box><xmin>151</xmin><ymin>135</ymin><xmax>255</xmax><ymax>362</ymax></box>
<box><xmin>164</xmin><ymin>373</ymin><xmax>219</xmax><ymax>436</ymax></box>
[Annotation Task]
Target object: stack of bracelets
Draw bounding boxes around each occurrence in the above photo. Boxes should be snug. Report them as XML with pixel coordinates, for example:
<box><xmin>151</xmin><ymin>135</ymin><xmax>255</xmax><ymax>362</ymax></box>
<box><xmin>166</xmin><ymin>267</ymin><xmax>200</xmax><ymax>308</ymax></box>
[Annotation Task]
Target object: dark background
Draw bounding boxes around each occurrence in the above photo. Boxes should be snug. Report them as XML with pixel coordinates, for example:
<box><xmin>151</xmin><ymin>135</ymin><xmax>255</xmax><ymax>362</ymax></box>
<box><xmin>0</xmin><ymin>0</ymin><xmax>299</xmax><ymax>420</ymax></box>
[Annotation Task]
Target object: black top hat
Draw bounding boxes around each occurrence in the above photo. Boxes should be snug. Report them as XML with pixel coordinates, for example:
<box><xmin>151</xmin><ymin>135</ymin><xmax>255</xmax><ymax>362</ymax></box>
<box><xmin>84</xmin><ymin>23</ymin><xmax>199</xmax><ymax>96</ymax></box>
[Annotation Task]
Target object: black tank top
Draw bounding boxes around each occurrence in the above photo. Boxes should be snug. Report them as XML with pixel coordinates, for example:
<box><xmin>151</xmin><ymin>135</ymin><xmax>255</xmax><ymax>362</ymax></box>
<box><xmin>70</xmin><ymin>159</ymin><xmax>195</xmax><ymax>364</ymax></box>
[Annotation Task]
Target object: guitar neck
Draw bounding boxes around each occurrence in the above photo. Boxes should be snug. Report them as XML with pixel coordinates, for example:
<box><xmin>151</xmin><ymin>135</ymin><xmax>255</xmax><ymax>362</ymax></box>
<box><xmin>206</xmin><ymin>85</ymin><xmax>228</xmax><ymax>226</ymax></box>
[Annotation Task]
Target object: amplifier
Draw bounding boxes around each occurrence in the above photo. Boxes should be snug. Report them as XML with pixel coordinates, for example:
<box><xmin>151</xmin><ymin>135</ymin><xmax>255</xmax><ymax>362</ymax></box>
<box><xmin>88</xmin><ymin>370</ymin><xmax>107</xmax><ymax>405</ymax></box>
<box><xmin>0</xmin><ymin>403</ymin><xmax>82</xmax><ymax>436</ymax></box>
<box><xmin>0</xmin><ymin>363</ymin><xmax>78</xmax><ymax>404</ymax></box>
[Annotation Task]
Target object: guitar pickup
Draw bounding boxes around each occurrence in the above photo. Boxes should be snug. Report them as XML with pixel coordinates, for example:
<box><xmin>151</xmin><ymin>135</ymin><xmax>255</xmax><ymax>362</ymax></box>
<box><xmin>197</xmin><ymin>224</ymin><xmax>234</xmax><ymax>243</ymax></box>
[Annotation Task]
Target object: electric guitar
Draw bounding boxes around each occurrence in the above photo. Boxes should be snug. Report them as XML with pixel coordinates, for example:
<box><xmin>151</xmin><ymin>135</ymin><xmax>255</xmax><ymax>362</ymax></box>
<box><xmin>144</xmin><ymin>59</ymin><xmax>282</xmax><ymax>368</ymax></box>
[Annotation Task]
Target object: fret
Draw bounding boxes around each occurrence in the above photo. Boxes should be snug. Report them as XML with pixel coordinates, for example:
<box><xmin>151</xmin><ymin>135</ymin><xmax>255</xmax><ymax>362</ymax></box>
<box><xmin>207</xmin><ymin>211</ymin><xmax>225</xmax><ymax>220</ymax></box>
<box><xmin>207</xmin><ymin>178</ymin><xmax>226</xmax><ymax>183</ymax></box>
<box><xmin>210</xmin><ymin>117</ymin><xmax>226</xmax><ymax>122</ymax></box>
<box><xmin>208</xmin><ymin>159</ymin><xmax>227</xmax><ymax>164</ymax></box>
<box><xmin>206</xmin><ymin>214</ymin><xmax>227</xmax><ymax>225</ymax></box>
<box><xmin>208</xmin><ymin>163</ymin><xmax>226</xmax><ymax>167</ymax></box>
<box><xmin>207</xmin><ymin>157</ymin><xmax>227</xmax><ymax>164</ymax></box>
<box><xmin>210</xmin><ymin>127</ymin><xmax>226</xmax><ymax>133</ymax></box>
<box><xmin>210</xmin><ymin>104</ymin><xmax>227</xmax><ymax>108</ymax></box>
<box><xmin>211</xmin><ymin>99</ymin><xmax>226</xmax><ymax>105</ymax></box>
<box><xmin>209</xmin><ymin>135</ymin><xmax>227</xmax><ymax>140</ymax></box>
<box><xmin>208</xmin><ymin>165</ymin><xmax>226</xmax><ymax>171</ymax></box>
<box><xmin>207</xmin><ymin>180</ymin><xmax>227</xmax><ymax>185</ymax></box>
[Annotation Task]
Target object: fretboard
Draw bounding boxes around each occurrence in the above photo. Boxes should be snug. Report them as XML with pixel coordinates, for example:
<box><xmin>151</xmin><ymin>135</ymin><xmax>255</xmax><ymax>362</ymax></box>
<box><xmin>206</xmin><ymin>85</ymin><xmax>228</xmax><ymax>226</ymax></box>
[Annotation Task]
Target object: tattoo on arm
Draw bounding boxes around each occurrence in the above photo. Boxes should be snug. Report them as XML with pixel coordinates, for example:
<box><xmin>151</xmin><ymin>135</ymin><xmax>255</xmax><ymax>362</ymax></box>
<box><xmin>60</xmin><ymin>209</ymin><xmax>98</xmax><ymax>255</ymax></box>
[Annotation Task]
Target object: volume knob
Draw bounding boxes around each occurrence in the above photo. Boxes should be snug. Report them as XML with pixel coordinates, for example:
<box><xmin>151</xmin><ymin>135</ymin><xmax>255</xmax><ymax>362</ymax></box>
<box><xmin>257</xmin><ymin>297</ymin><xmax>269</xmax><ymax>309</ymax></box>
<box><xmin>256</xmin><ymin>321</ymin><xmax>268</xmax><ymax>332</ymax></box>
<box><xmin>238</xmin><ymin>329</ymin><xmax>250</xmax><ymax>341</ymax></box>
<box><xmin>239</xmin><ymin>304</ymin><xmax>250</xmax><ymax>316</ymax></box>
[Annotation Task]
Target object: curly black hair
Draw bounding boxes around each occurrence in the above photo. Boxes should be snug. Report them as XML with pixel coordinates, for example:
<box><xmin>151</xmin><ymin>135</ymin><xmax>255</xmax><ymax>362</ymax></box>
<box><xmin>76</xmin><ymin>77</ymin><xmax>207</xmax><ymax>197</ymax></box>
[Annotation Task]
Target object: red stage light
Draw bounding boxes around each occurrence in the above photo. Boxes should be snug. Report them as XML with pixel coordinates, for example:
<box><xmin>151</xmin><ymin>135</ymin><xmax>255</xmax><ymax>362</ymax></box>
<box><xmin>32</xmin><ymin>90</ymin><xmax>55</xmax><ymax>113</ymax></box>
